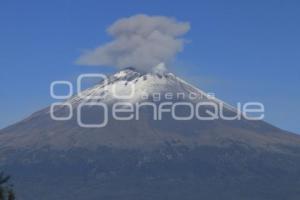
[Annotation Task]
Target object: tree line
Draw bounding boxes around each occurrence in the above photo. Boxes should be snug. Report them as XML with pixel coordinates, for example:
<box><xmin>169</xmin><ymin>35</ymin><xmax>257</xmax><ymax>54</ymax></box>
<box><xmin>0</xmin><ymin>172</ymin><xmax>15</xmax><ymax>200</ymax></box>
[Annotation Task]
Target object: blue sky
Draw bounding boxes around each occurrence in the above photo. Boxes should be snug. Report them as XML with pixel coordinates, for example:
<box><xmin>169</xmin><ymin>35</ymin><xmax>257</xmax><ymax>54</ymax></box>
<box><xmin>0</xmin><ymin>0</ymin><xmax>299</xmax><ymax>133</ymax></box>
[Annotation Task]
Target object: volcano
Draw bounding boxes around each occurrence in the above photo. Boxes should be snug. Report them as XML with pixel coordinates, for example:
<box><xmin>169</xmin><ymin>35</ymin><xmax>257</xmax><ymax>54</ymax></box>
<box><xmin>1</xmin><ymin>68</ymin><xmax>300</xmax><ymax>200</ymax></box>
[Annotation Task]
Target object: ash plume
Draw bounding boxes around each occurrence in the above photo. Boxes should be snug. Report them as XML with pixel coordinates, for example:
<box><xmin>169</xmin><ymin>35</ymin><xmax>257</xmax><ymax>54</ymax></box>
<box><xmin>76</xmin><ymin>14</ymin><xmax>190</xmax><ymax>72</ymax></box>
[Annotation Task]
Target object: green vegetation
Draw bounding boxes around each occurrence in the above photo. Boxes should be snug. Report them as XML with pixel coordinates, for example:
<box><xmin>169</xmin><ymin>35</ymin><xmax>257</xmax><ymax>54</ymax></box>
<box><xmin>0</xmin><ymin>172</ymin><xmax>15</xmax><ymax>200</ymax></box>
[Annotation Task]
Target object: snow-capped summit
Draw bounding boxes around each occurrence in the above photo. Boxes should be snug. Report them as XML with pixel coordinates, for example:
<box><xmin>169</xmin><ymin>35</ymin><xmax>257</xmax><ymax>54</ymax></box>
<box><xmin>69</xmin><ymin>66</ymin><xmax>180</xmax><ymax>105</ymax></box>
<box><xmin>67</xmin><ymin>65</ymin><xmax>234</xmax><ymax>113</ymax></box>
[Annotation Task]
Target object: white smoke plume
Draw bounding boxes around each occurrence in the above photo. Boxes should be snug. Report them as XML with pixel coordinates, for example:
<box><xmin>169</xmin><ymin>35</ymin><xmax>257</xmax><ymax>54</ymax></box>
<box><xmin>76</xmin><ymin>14</ymin><xmax>190</xmax><ymax>72</ymax></box>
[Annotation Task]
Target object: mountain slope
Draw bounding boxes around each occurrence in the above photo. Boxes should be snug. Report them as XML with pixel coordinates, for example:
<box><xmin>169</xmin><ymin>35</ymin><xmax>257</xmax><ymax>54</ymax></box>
<box><xmin>0</xmin><ymin>68</ymin><xmax>300</xmax><ymax>200</ymax></box>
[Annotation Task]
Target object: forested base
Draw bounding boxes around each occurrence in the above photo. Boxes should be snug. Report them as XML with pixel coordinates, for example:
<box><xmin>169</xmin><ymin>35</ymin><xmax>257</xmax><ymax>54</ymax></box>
<box><xmin>2</xmin><ymin>144</ymin><xmax>300</xmax><ymax>200</ymax></box>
